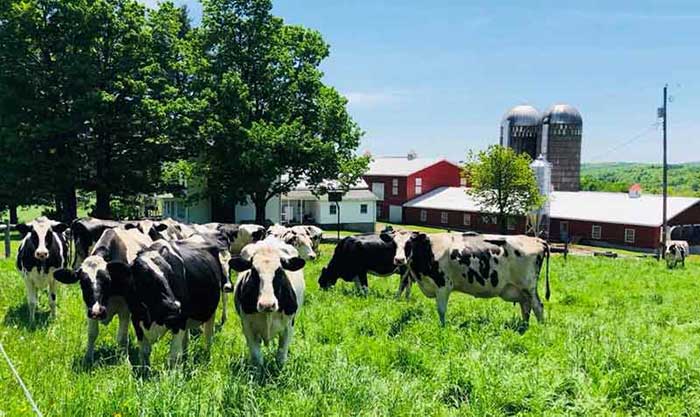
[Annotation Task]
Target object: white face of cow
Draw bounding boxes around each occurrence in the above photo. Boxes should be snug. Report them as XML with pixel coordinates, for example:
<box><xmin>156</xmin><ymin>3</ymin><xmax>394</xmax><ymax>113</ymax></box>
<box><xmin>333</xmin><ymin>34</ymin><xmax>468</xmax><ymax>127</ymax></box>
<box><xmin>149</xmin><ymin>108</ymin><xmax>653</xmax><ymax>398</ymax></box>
<box><xmin>18</xmin><ymin>217</ymin><xmax>67</xmax><ymax>262</ymax></box>
<box><xmin>383</xmin><ymin>230</ymin><xmax>415</xmax><ymax>266</ymax></box>
<box><xmin>284</xmin><ymin>232</ymin><xmax>316</xmax><ymax>260</ymax></box>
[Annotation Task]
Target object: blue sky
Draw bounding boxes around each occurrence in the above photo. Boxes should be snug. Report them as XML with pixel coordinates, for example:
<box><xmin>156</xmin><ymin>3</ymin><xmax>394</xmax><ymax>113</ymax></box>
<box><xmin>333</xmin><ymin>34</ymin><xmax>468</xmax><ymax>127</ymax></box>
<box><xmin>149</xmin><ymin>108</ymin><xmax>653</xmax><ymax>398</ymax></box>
<box><xmin>143</xmin><ymin>0</ymin><xmax>700</xmax><ymax>163</ymax></box>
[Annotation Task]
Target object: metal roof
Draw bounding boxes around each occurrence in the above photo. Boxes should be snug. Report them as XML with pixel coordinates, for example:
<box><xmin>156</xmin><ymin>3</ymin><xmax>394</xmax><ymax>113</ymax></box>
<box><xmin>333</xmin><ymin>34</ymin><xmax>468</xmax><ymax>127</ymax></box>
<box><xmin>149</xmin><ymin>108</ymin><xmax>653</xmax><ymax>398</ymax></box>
<box><xmin>283</xmin><ymin>188</ymin><xmax>378</xmax><ymax>202</ymax></box>
<box><xmin>542</xmin><ymin>104</ymin><xmax>582</xmax><ymax>125</ymax></box>
<box><xmin>404</xmin><ymin>187</ymin><xmax>700</xmax><ymax>227</ymax></box>
<box><xmin>502</xmin><ymin>105</ymin><xmax>541</xmax><ymax>126</ymax></box>
<box><xmin>366</xmin><ymin>157</ymin><xmax>458</xmax><ymax>177</ymax></box>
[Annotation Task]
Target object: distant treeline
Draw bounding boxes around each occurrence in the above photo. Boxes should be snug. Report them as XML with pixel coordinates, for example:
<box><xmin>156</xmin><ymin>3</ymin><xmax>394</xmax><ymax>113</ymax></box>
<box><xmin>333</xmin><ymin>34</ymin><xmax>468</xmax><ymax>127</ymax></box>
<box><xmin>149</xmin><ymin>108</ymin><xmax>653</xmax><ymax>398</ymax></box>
<box><xmin>580</xmin><ymin>162</ymin><xmax>700</xmax><ymax>197</ymax></box>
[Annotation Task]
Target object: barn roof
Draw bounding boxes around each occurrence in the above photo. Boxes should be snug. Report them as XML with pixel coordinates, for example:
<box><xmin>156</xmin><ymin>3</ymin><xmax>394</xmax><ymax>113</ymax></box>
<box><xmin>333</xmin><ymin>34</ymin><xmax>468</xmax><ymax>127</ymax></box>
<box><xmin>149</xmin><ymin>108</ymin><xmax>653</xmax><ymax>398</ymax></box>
<box><xmin>366</xmin><ymin>157</ymin><xmax>459</xmax><ymax>177</ymax></box>
<box><xmin>404</xmin><ymin>187</ymin><xmax>700</xmax><ymax>227</ymax></box>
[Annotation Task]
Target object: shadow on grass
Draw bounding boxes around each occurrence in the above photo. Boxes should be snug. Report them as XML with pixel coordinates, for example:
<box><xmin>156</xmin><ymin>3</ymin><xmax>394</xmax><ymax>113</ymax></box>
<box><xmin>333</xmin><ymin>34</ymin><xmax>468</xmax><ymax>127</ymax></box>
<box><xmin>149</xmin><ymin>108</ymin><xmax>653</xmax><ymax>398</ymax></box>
<box><xmin>502</xmin><ymin>316</ymin><xmax>529</xmax><ymax>335</ymax></box>
<box><xmin>227</xmin><ymin>356</ymin><xmax>285</xmax><ymax>387</ymax></box>
<box><xmin>2</xmin><ymin>303</ymin><xmax>51</xmax><ymax>331</ymax></box>
<box><xmin>70</xmin><ymin>344</ymin><xmax>137</xmax><ymax>373</ymax></box>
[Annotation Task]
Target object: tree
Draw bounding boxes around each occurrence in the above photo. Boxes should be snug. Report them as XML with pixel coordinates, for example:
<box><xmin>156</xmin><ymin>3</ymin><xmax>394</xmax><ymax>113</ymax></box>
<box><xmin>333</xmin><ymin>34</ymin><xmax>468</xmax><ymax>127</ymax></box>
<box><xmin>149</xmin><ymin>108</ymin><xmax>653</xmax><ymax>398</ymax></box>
<box><xmin>464</xmin><ymin>145</ymin><xmax>543</xmax><ymax>234</ymax></box>
<box><xmin>197</xmin><ymin>0</ymin><xmax>367</xmax><ymax>224</ymax></box>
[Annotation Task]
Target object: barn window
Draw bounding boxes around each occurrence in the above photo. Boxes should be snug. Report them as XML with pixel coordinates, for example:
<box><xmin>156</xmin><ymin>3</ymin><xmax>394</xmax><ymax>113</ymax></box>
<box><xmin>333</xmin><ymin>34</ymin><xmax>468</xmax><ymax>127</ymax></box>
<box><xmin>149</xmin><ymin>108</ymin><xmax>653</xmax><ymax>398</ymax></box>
<box><xmin>415</xmin><ymin>178</ymin><xmax>422</xmax><ymax>195</ymax></box>
<box><xmin>463</xmin><ymin>213</ymin><xmax>471</xmax><ymax>226</ymax></box>
<box><xmin>420</xmin><ymin>210</ymin><xmax>427</xmax><ymax>222</ymax></box>
<box><xmin>329</xmin><ymin>204</ymin><xmax>337</xmax><ymax>215</ymax></box>
<box><xmin>624</xmin><ymin>228</ymin><xmax>635</xmax><ymax>243</ymax></box>
<box><xmin>441</xmin><ymin>212</ymin><xmax>449</xmax><ymax>224</ymax></box>
<box><xmin>507</xmin><ymin>217</ymin><xmax>516</xmax><ymax>231</ymax></box>
<box><xmin>392</xmin><ymin>178</ymin><xmax>399</xmax><ymax>196</ymax></box>
<box><xmin>360</xmin><ymin>204</ymin><xmax>368</xmax><ymax>214</ymax></box>
<box><xmin>591</xmin><ymin>225</ymin><xmax>602</xmax><ymax>240</ymax></box>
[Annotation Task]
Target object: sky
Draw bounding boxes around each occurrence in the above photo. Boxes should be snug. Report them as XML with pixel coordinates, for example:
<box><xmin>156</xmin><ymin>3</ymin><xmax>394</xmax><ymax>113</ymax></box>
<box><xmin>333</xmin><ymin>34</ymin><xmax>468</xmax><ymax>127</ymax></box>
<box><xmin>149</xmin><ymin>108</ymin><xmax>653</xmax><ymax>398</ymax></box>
<box><xmin>141</xmin><ymin>0</ymin><xmax>700</xmax><ymax>163</ymax></box>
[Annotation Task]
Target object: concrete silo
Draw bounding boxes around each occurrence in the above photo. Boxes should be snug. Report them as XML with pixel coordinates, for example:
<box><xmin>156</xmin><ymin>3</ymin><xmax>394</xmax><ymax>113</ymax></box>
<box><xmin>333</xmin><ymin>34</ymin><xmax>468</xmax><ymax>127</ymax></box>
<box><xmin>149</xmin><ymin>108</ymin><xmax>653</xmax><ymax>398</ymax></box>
<box><xmin>500</xmin><ymin>105</ymin><xmax>541</xmax><ymax>161</ymax></box>
<box><xmin>541</xmin><ymin>104</ymin><xmax>583</xmax><ymax>191</ymax></box>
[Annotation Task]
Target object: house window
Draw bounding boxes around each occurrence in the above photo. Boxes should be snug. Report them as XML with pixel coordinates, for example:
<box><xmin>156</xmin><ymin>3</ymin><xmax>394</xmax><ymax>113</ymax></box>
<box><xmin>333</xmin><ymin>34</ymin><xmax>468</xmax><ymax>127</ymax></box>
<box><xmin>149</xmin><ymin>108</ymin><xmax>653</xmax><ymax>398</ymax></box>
<box><xmin>507</xmin><ymin>217</ymin><xmax>516</xmax><ymax>231</ymax></box>
<box><xmin>482</xmin><ymin>215</ymin><xmax>496</xmax><ymax>225</ymax></box>
<box><xmin>392</xmin><ymin>178</ymin><xmax>399</xmax><ymax>196</ymax></box>
<box><xmin>463</xmin><ymin>213</ymin><xmax>471</xmax><ymax>226</ymax></box>
<box><xmin>329</xmin><ymin>204</ymin><xmax>337</xmax><ymax>215</ymax></box>
<box><xmin>360</xmin><ymin>204</ymin><xmax>368</xmax><ymax>214</ymax></box>
<box><xmin>441</xmin><ymin>212</ymin><xmax>449</xmax><ymax>224</ymax></box>
<box><xmin>376</xmin><ymin>203</ymin><xmax>382</xmax><ymax>219</ymax></box>
<box><xmin>460</xmin><ymin>177</ymin><xmax>467</xmax><ymax>187</ymax></box>
<box><xmin>624</xmin><ymin>228</ymin><xmax>635</xmax><ymax>243</ymax></box>
<box><xmin>415</xmin><ymin>178</ymin><xmax>422</xmax><ymax>195</ymax></box>
<box><xmin>591</xmin><ymin>225</ymin><xmax>602</xmax><ymax>240</ymax></box>
<box><xmin>420</xmin><ymin>210</ymin><xmax>427</xmax><ymax>222</ymax></box>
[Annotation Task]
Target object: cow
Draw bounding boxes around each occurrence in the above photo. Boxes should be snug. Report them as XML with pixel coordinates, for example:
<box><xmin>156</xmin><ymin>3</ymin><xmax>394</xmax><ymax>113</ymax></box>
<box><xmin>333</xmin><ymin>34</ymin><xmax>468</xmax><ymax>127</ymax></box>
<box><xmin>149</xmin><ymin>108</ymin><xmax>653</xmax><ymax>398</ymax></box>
<box><xmin>15</xmin><ymin>217</ymin><xmax>69</xmax><ymax>323</ymax></box>
<box><xmin>292</xmin><ymin>225</ymin><xmax>323</xmax><ymax>252</ymax></box>
<box><xmin>229</xmin><ymin>242</ymin><xmax>306</xmax><ymax>366</ymax></box>
<box><xmin>126</xmin><ymin>218</ymin><xmax>195</xmax><ymax>242</ymax></box>
<box><xmin>318</xmin><ymin>230</ymin><xmax>414</xmax><ymax>296</ymax></box>
<box><xmin>399</xmin><ymin>232</ymin><xmax>550</xmax><ymax>326</ymax></box>
<box><xmin>665</xmin><ymin>240</ymin><xmax>689</xmax><ymax>269</ymax></box>
<box><xmin>279</xmin><ymin>229</ymin><xmax>317</xmax><ymax>261</ymax></box>
<box><xmin>70</xmin><ymin>218</ymin><xmax>122</xmax><ymax>268</ymax></box>
<box><xmin>204</xmin><ymin>223</ymin><xmax>265</xmax><ymax>255</ymax></box>
<box><xmin>53</xmin><ymin>228</ymin><xmax>152</xmax><ymax>362</ymax></box>
<box><xmin>105</xmin><ymin>240</ymin><xmax>223</xmax><ymax>367</ymax></box>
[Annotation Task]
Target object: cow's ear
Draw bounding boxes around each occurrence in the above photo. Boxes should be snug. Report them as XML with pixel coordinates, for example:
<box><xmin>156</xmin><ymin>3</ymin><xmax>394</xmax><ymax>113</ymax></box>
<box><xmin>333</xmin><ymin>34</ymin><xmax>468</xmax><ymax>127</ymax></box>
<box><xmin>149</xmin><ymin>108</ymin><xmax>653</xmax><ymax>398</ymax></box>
<box><xmin>229</xmin><ymin>256</ymin><xmax>252</xmax><ymax>272</ymax></box>
<box><xmin>15</xmin><ymin>223</ymin><xmax>31</xmax><ymax>236</ymax></box>
<box><xmin>252</xmin><ymin>229</ymin><xmax>265</xmax><ymax>242</ymax></box>
<box><xmin>123</xmin><ymin>222</ymin><xmax>138</xmax><ymax>230</ymax></box>
<box><xmin>281</xmin><ymin>257</ymin><xmax>305</xmax><ymax>272</ymax></box>
<box><xmin>155</xmin><ymin>223</ymin><xmax>169</xmax><ymax>232</ymax></box>
<box><xmin>52</xmin><ymin>223</ymin><xmax>69</xmax><ymax>234</ymax></box>
<box><xmin>53</xmin><ymin>268</ymin><xmax>79</xmax><ymax>284</ymax></box>
<box><xmin>379</xmin><ymin>232</ymin><xmax>393</xmax><ymax>243</ymax></box>
<box><xmin>107</xmin><ymin>261</ymin><xmax>131</xmax><ymax>284</ymax></box>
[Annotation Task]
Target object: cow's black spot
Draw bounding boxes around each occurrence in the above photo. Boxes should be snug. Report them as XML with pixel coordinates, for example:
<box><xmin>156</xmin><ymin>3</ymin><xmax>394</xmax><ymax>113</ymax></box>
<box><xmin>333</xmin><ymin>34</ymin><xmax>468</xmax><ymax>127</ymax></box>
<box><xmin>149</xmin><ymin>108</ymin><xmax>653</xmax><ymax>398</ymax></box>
<box><xmin>478</xmin><ymin>253</ymin><xmax>491</xmax><ymax>283</ymax></box>
<box><xmin>451</xmin><ymin>249</ymin><xmax>460</xmax><ymax>260</ymax></box>
<box><xmin>490</xmin><ymin>271</ymin><xmax>498</xmax><ymax>287</ymax></box>
<box><xmin>503</xmin><ymin>249</ymin><xmax>509</xmax><ymax>257</ymax></box>
<box><xmin>468</xmin><ymin>268</ymin><xmax>484</xmax><ymax>286</ymax></box>
<box><xmin>515</xmin><ymin>250</ymin><xmax>522</xmax><ymax>257</ymax></box>
<box><xmin>493</xmin><ymin>257</ymin><xmax>499</xmax><ymax>265</ymax></box>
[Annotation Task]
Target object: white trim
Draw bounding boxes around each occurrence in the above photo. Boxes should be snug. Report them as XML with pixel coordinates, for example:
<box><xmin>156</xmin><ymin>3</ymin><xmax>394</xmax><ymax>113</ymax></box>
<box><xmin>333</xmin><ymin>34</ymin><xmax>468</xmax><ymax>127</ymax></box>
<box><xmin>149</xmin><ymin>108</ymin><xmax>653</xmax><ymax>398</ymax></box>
<box><xmin>463</xmin><ymin>213</ymin><xmax>471</xmax><ymax>226</ymax></box>
<box><xmin>624</xmin><ymin>228</ymin><xmax>636</xmax><ymax>243</ymax></box>
<box><xmin>415</xmin><ymin>177</ymin><xmax>422</xmax><ymax>195</ymax></box>
<box><xmin>440</xmin><ymin>212</ymin><xmax>449</xmax><ymax>224</ymax></box>
<box><xmin>591</xmin><ymin>225</ymin><xmax>602</xmax><ymax>240</ymax></box>
<box><xmin>420</xmin><ymin>210</ymin><xmax>427</xmax><ymax>222</ymax></box>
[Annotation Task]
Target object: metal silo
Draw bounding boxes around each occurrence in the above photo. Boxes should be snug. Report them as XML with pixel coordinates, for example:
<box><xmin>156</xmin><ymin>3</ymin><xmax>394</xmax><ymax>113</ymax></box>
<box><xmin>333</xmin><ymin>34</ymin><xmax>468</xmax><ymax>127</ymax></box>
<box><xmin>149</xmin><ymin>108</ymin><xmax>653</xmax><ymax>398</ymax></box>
<box><xmin>500</xmin><ymin>105</ymin><xmax>541</xmax><ymax>161</ymax></box>
<box><xmin>528</xmin><ymin>155</ymin><xmax>552</xmax><ymax>238</ymax></box>
<box><xmin>541</xmin><ymin>104</ymin><xmax>583</xmax><ymax>191</ymax></box>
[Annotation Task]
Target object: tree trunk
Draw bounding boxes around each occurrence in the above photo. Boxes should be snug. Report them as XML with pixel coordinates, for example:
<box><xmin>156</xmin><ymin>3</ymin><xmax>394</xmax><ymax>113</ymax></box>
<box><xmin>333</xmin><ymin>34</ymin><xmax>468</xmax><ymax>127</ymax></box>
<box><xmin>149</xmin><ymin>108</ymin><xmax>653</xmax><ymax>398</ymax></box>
<box><xmin>95</xmin><ymin>190</ymin><xmax>112</xmax><ymax>219</ymax></box>
<box><xmin>498</xmin><ymin>212</ymin><xmax>507</xmax><ymax>235</ymax></box>
<box><xmin>253</xmin><ymin>194</ymin><xmax>268</xmax><ymax>225</ymax></box>
<box><xmin>62</xmin><ymin>184</ymin><xmax>78</xmax><ymax>222</ymax></box>
<box><xmin>9</xmin><ymin>205</ymin><xmax>18</xmax><ymax>225</ymax></box>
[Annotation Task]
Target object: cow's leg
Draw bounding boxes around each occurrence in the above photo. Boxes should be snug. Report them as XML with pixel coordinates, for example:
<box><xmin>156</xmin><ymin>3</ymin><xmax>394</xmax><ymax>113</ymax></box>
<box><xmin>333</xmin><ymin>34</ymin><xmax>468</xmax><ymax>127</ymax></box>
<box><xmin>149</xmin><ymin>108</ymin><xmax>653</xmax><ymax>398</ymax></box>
<box><xmin>436</xmin><ymin>287</ymin><xmax>451</xmax><ymax>326</ymax></box>
<box><xmin>48</xmin><ymin>278</ymin><xmax>57</xmax><ymax>318</ymax></box>
<box><xmin>242</xmin><ymin>321</ymin><xmax>263</xmax><ymax>366</ymax></box>
<box><xmin>204</xmin><ymin>316</ymin><xmax>215</xmax><ymax>350</ymax></box>
<box><xmin>116</xmin><ymin>311</ymin><xmax>130</xmax><ymax>352</ymax></box>
<box><xmin>23</xmin><ymin>277</ymin><xmax>37</xmax><ymax>324</ymax></box>
<box><xmin>395</xmin><ymin>268</ymin><xmax>411</xmax><ymax>299</ymax></box>
<box><xmin>139</xmin><ymin>338</ymin><xmax>152</xmax><ymax>368</ymax></box>
<box><xmin>220</xmin><ymin>290</ymin><xmax>228</xmax><ymax>325</ymax></box>
<box><xmin>358</xmin><ymin>272</ymin><xmax>369</xmax><ymax>295</ymax></box>
<box><xmin>531</xmin><ymin>291</ymin><xmax>545</xmax><ymax>323</ymax></box>
<box><xmin>519</xmin><ymin>292</ymin><xmax>532</xmax><ymax>323</ymax></box>
<box><xmin>182</xmin><ymin>329</ymin><xmax>190</xmax><ymax>355</ymax></box>
<box><xmin>85</xmin><ymin>318</ymin><xmax>99</xmax><ymax>363</ymax></box>
<box><xmin>276</xmin><ymin>322</ymin><xmax>294</xmax><ymax>365</ymax></box>
<box><xmin>169</xmin><ymin>330</ymin><xmax>186</xmax><ymax>367</ymax></box>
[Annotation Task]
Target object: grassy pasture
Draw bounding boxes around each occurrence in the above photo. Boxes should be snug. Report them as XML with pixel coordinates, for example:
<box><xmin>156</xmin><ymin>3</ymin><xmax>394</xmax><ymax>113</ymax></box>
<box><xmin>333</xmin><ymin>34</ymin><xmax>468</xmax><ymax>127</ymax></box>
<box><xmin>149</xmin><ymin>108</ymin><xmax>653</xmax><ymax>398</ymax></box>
<box><xmin>1</xmin><ymin>241</ymin><xmax>700</xmax><ymax>416</ymax></box>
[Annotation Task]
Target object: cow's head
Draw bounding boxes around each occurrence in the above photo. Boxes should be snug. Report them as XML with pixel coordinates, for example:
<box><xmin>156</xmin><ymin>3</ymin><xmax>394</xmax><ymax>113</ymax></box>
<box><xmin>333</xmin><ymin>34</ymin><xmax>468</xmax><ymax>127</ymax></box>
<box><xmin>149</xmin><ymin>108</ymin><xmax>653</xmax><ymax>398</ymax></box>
<box><xmin>17</xmin><ymin>217</ymin><xmax>68</xmax><ymax>262</ymax></box>
<box><xmin>108</xmin><ymin>246</ymin><xmax>183</xmax><ymax>328</ymax></box>
<box><xmin>318</xmin><ymin>266</ymin><xmax>336</xmax><ymax>289</ymax></box>
<box><xmin>125</xmin><ymin>220</ymin><xmax>170</xmax><ymax>241</ymax></box>
<box><xmin>381</xmin><ymin>230</ymin><xmax>416</xmax><ymax>266</ymax></box>
<box><xmin>283</xmin><ymin>231</ymin><xmax>317</xmax><ymax>261</ymax></box>
<box><xmin>404</xmin><ymin>233</ymin><xmax>433</xmax><ymax>274</ymax></box>
<box><xmin>229</xmin><ymin>245</ymin><xmax>304</xmax><ymax>314</ymax></box>
<box><xmin>54</xmin><ymin>256</ymin><xmax>124</xmax><ymax>320</ymax></box>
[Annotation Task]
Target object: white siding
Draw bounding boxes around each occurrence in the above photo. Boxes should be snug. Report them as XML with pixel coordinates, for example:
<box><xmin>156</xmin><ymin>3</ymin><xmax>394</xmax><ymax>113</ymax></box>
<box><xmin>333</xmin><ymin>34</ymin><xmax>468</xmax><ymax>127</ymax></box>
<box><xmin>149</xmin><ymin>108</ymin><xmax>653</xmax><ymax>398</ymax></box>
<box><xmin>235</xmin><ymin>196</ymin><xmax>281</xmax><ymax>223</ymax></box>
<box><xmin>317</xmin><ymin>200</ymin><xmax>376</xmax><ymax>225</ymax></box>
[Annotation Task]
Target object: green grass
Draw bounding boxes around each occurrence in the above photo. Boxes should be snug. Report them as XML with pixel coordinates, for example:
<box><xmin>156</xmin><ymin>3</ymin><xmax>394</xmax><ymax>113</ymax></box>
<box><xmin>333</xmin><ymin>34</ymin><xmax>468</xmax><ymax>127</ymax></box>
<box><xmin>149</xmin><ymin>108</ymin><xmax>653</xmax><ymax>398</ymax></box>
<box><xmin>2</xmin><ymin>243</ymin><xmax>700</xmax><ymax>416</ymax></box>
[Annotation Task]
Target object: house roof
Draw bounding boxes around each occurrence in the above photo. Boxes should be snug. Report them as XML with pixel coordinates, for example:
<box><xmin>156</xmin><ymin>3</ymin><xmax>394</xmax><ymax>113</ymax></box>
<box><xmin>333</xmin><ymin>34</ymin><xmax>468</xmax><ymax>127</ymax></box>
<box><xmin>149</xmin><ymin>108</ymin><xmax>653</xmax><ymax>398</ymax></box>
<box><xmin>404</xmin><ymin>187</ymin><xmax>700</xmax><ymax>227</ymax></box>
<box><xmin>283</xmin><ymin>188</ymin><xmax>377</xmax><ymax>202</ymax></box>
<box><xmin>366</xmin><ymin>157</ymin><xmax>459</xmax><ymax>177</ymax></box>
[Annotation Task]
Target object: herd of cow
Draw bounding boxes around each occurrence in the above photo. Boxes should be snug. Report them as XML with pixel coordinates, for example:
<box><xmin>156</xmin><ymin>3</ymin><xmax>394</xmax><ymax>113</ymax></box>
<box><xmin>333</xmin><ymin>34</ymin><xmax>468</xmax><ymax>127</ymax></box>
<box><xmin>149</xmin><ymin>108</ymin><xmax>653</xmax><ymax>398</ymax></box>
<box><xmin>11</xmin><ymin>215</ymin><xmax>560</xmax><ymax>369</ymax></box>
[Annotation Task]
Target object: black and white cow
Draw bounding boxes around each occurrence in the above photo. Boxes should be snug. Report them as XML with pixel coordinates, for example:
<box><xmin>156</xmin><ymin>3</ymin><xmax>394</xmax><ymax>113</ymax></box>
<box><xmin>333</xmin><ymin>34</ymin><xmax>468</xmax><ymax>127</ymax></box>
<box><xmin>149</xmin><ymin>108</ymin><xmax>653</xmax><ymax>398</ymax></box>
<box><xmin>318</xmin><ymin>231</ymin><xmax>413</xmax><ymax>296</ymax></box>
<box><xmin>53</xmin><ymin>228</ymin><xmax>152</xmax><ymax>362</ymax></box>
<box><xmin>292</xmin><ymin>225</ymin><xmax>323</xmax><ymax>252</ymax></box>
<box><xmin>15</xmin><ymin>217</ymin><xmax>69</xmax><ymax>323</ymax></box>
<box><xmin>229</xmin><ymin>242</ymin><xmax>306</xmax><ymax>366</ymax></box>
<box><xmin>70</xmin><ymin>218</ymin><xmax>122</xmax><ymax>269</ymax></box>
<box><xmin>126</xmin><ymin>218</ymin><xmax>195</xmax><ymax>242</ymax></box>
<box><xmin>106</xmin><ymin>240</ymin><xmax>223</xmax><ymax>367</ymax></box>
<box><xmin>400</xmin><ymin>232</ymin><xmax>550</xmax><ymax>326</ymax></box>
<box><xmin>204</xmin><ymin>223</ymin><xmax>266</xmax><ymax>255</ymax></box>
<box><xmin>665</xmin><ymin>240</ymin><xmax>689</xmax><ymax>269</ymax></box>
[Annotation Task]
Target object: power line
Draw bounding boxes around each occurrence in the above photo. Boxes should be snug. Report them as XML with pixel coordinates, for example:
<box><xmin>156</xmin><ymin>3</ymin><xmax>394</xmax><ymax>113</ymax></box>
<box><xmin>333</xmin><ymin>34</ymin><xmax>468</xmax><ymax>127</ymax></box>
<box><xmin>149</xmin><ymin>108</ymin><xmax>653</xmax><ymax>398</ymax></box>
<box><xmin>587</xmin><ymin>122</ymin><xmax>660</xmax><ymax>162</ymax></box>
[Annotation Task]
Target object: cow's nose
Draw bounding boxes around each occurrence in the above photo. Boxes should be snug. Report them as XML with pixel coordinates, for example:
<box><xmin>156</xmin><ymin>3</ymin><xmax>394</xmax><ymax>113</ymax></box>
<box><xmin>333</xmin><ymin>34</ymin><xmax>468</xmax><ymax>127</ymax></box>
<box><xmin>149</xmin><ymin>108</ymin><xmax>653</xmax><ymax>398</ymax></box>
<box><xmin>309</xmin><ymin>254</ymin><xmax>317</xmax><ymax>261</ymax></box>
<box><xmin>89</xmin><ymin>303</ymin><xmax>107</xmax><ymax>319</ymax></box>
<box><xmin>394</xmin><ymin>257</ymin><xmax>405</xmax><ymax>265</ymax></box>
<box><xmin>257</xmin><ymin>300</ymin><xmax>278</xmax><ymax>312</ymax></box>
<box><xmin>35</xmin><ymin>250</ymin><xmax>49</xmax><ymax>260</ymax></box>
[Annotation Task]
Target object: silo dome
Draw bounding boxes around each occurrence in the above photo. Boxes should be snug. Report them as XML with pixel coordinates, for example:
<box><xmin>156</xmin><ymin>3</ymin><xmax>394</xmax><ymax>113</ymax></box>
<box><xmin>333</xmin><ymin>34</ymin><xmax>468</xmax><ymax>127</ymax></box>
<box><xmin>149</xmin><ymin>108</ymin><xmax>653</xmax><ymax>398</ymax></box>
<box><xmin>502</xmin><ymin>105</ymin><xmax>541</xmax><ymax>126</ymax></box>
<box><xmin>542</xmin><ymin>104</ymin><xmax>582</xmax><ymax>125</ymax></box>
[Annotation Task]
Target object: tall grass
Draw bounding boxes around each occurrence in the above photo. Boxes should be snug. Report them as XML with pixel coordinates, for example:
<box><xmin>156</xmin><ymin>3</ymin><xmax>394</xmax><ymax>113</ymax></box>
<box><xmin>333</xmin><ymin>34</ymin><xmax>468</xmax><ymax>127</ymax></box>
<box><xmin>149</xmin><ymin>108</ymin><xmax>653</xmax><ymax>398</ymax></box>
<box><xmin>1</xmin><ymin>244</ymin><xmax>699</xmax><ymax>416</ymax></box>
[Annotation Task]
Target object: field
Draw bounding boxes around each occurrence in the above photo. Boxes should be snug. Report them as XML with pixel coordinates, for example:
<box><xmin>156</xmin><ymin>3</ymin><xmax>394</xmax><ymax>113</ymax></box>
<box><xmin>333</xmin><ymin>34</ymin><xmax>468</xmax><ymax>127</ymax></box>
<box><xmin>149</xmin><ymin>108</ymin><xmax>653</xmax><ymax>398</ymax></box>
<box><xmin>2</xmin><ymin>239</ymin><xmax>700</xmax><ymax>416</ymax></box>
<box><xmin>581</xmin><ymin>162</ymin><xmax>700</xmax><ymax>197</ymax></box>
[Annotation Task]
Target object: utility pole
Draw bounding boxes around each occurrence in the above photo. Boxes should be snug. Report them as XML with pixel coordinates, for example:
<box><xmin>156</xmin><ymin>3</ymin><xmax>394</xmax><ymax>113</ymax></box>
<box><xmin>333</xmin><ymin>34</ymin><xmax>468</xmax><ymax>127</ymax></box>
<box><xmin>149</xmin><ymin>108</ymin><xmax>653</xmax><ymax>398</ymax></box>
<box><xmin>660</xmin><ymin>84</ymin><xmax>668</xmax><ymax>257</ymax></box>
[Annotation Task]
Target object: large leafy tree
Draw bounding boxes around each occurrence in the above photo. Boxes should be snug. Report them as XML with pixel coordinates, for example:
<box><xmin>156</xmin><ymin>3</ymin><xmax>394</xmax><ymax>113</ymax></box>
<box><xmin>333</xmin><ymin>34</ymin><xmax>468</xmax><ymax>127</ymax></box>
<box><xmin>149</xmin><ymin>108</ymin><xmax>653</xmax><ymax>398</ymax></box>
<box><xmin>464</xmin><ymin>145</ymin><xmax>544</xmax><ymax>234</ymax></box>
<box><xmin>198</xmin><ymin>0</ymin><xmax>367</xmax><ymax>223</ymax></box>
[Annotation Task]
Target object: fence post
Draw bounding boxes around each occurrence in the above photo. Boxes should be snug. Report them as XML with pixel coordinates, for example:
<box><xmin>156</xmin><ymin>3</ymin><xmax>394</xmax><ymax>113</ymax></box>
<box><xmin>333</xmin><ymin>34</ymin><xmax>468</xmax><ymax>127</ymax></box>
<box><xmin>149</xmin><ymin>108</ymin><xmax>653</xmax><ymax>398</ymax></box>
<box><xmin>4</xmin><ymin>218</ymin><xmax>10</xmax><ymax>259</ymax></box>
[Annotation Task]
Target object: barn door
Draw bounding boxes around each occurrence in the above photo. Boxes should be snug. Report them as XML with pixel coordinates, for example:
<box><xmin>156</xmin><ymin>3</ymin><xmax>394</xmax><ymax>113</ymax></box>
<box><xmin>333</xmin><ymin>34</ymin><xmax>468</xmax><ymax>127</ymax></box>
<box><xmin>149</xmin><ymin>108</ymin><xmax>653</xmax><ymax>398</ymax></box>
<box><xmin>389</xmin><ymin>205</ymin><xmax>402</xmax><ymax>223</ymax></box>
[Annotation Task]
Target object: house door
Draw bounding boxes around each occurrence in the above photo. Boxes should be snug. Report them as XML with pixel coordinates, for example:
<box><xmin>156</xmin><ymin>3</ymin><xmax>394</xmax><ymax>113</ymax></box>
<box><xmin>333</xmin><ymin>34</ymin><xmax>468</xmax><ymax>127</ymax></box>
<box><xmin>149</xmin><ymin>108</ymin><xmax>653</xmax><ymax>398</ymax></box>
<box><xmin>559</xmin><ymin>221</ymin><xmax>569</xmax><ymax>242</ymax></box>
<box><xmin>389</xmin><ymin>205</ymin><xmax>402</xmax><ymax>223</ymax></box>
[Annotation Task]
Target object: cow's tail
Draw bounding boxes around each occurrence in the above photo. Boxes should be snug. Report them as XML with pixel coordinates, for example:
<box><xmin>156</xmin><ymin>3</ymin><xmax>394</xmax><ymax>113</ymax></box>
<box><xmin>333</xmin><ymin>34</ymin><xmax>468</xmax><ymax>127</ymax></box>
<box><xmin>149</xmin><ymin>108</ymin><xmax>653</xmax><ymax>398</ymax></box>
<box><xmin>545</xmin><ymin>242</ymin><xmax>551</xmax><ymax>301</ymax></box>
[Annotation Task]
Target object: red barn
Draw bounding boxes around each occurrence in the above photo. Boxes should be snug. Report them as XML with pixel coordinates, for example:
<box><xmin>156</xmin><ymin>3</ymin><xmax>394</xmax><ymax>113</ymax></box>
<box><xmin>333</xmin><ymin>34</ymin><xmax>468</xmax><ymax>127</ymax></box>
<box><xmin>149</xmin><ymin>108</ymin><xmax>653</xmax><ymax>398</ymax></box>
<box><xmin>363</xmin><ymin>155</ymin><xmax>463</xmax><ymax>222</ymax></box>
